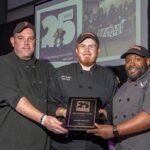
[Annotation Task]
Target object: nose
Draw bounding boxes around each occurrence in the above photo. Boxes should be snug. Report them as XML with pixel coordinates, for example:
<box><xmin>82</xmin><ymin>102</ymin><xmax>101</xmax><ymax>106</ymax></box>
<box><xmin>84</xmin><ymin>46</ymin><xmax>90</xmax><ymax>51</ymax></box>
<box><xmin>129</xmin><ymin>59</ymin><xmax>136</xmax><ymax>66</ymax></box>
<box><xmin>24</xmin><ymin>38</ymin><xmax>29</xmax><ymax>44</ymax></box>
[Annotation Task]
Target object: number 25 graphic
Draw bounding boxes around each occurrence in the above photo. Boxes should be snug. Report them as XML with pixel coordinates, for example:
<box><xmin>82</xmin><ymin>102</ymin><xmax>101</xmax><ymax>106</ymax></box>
<box><xmin>41</xmin><ymin>9</ymin><xmax>75</xmax><ymax>48</ymax></box>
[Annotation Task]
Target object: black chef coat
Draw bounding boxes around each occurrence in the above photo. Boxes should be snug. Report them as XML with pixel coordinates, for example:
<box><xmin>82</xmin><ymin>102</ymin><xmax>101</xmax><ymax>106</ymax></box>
<box><xmin>48</xmin><ymin>63</ymin><xmax>118</xmax><ymax>150</ymax></box>
<box><xmin>0</xmin><ymin>52</ymin><xmax>54</xmax><ymax>150</ymax></box>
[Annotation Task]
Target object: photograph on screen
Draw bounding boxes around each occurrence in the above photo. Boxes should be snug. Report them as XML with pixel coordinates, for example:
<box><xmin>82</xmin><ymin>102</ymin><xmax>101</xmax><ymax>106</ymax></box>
<box><xmin>35</xmin><ymin>0</ymin><xmax>145</xmax><ymax>67</ymax></box>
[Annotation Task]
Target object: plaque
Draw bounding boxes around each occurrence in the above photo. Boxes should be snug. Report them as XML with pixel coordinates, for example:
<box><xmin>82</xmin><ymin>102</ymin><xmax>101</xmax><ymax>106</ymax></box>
<box><xmin>65</xmin><ymin>97</ymin><xmax>101</xmax><ymax>130</ymax></box>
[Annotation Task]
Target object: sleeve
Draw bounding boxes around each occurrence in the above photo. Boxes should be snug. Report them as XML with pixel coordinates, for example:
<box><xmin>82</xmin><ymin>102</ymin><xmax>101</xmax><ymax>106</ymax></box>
<box><xmin>47</xmin><ymin>71</ymin><xmax>65</xmax><ymax>116</ymax></box>
<box><xmin>48</xmin><ymin>62</ymin><xmax>56</xmax><ymax>75</ymax></box>
<box><xmin>104</xmin><ymin>71</ymin><xmax>118</xmax><ymax>124</ymax></box>
<box><xmin>0</xmin><ymin>59</ymin><xmax>22</xmax><ymax>108</ymax></box>
<box><xmin>142</xmin><ymin>81</ymin><xmax>150</xmax><ymax>114</ymax></box>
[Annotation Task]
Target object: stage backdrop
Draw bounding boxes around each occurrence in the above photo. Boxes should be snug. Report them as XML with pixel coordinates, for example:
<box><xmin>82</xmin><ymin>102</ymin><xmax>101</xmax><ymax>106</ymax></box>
<box><xmin>35</xmin><ymin>0</ymin><xmax>148</xmax><ymax>67</ymax></box>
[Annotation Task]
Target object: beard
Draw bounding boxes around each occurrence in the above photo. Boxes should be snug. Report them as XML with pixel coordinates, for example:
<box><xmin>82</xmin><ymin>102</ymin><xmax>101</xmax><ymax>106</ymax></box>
<box><xmin>79</xmin><ymin>57</ymin><xmax>96</xmax><ymax>67</ymax></box>
<box><xmin>126</xmin><ymin>66</ymin><xmax>148</xmax><ymax>81</ymax></box>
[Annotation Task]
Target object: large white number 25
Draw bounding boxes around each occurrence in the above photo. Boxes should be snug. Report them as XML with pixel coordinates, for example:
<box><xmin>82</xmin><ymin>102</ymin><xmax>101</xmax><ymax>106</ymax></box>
<box><xmin>41</xmin><ymin>9</ymin><xmax>75</xmax><ymax>48</ymax></box>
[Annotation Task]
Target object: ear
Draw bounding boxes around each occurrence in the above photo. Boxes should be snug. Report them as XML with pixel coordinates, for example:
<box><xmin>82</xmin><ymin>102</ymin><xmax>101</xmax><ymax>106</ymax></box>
<box><xmin>146</xmin><ymin>58</ymin><xmax>150</xmax><ymax>67</ymax></box>
<box><xmin>98</xmin><ymin>48</ymin><xmax>100</xmax><ymax>55</ymax></box>
<box><xmin>75</xmin><ymin>47</ymin><xmax>78</xmax><ymax>55</ymax></box>
<box><xmin>10</xmin><ymin>37</ymin><xmax>15</xmax><ymax>47</ymax></box>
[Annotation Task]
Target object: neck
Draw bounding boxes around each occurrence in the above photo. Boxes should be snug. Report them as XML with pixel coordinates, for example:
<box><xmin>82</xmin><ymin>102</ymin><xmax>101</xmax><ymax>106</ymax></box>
<box><xmin>80</xmin><ymin>63</ymin><xmax>94</xmax><ymax>71</ymax></box>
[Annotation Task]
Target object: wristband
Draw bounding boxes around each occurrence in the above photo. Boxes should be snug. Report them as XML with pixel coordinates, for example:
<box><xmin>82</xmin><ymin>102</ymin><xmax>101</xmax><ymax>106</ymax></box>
<box><xmin>40</xmin><ymin>114</ymin><xmax>47</xmax><ymax>125</ymax></box>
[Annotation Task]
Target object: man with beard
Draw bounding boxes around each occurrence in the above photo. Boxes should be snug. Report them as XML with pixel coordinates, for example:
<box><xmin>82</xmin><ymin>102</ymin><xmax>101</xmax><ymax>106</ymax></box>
<box><xmin>48</xmin><ymin>32</ymin><xmax>118</xmax><ymax>150</ymax></box>
<box><xmin>87</xmin><ymin>45</ymin><xmax>150</xmax><ymax>150</ymax></box>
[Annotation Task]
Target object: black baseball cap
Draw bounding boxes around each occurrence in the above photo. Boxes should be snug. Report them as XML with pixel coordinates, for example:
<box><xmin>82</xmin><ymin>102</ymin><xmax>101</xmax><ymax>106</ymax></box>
<box><xmin>13</xmin><ymin>21</ymin><xmax>35</xmax><ymax>35</ymax></box>
<box><xmin>121</xmin><ymin>45</ymin><xmax>149</xmax><ymax>58</ymax></box>
<box><xmin>76</xmin><ymin>32</ymin><xmax>99</xmax><ymax>48</ymax></box>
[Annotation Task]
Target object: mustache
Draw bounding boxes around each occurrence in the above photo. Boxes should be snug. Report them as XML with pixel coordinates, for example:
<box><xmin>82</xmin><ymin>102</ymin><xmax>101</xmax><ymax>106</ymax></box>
<box><xmin>126</xmin><ymin>66</ymin><xmax>140</xmax><ymax>71</ymax></box>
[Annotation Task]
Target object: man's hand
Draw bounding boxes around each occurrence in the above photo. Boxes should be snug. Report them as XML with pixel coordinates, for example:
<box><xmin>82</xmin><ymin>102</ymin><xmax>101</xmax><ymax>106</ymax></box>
<box><xmin>99</xmin><ymin>108</ymin><xmax>107</xmax><ymax>120</ymax></box>
<box><xmin>87</xmin><ymin>123</ymin><xmax>113</xmax><ymax>139</ymax></box>
<box><xmin>56</xmin><ymin>107</ymin><xmax>67</xmax><ymax>118</ymax></box>
<box><xmin>43</xmin><ymin>115</ymin><xmax>68</xmax><ymax>134</ymax></box>
<box><xmin>16</xmin><ymin>97</ymin><xmax>68</xmax><ymax>134</ymax></box>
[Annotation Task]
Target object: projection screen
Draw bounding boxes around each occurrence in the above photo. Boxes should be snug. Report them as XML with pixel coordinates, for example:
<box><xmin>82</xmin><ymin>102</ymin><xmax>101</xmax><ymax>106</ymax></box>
<box><xmin>35</xmin><ymin>0</ymin><xmax>148</xmax><ymax>67</ymax></box>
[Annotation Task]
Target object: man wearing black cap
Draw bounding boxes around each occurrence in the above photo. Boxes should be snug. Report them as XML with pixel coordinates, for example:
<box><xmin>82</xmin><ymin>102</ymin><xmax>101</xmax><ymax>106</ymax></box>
<box><xmin>87</xmin><ymin>45</ymin><xmax>150</xmax><ymax>150</ymax></box>
<box><xmin>0</xmin><ymin>21</ymin><xmax>67</xmax><ymax>150</ymax></box>
<box><xmin>48</xmin><ymin>32</ymin><xmax>118</xmax><ymax>150</ymax></box>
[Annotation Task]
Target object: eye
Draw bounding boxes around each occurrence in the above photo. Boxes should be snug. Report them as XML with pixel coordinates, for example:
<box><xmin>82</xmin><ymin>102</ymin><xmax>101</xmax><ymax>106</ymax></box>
<box><xmin>88</xmin><ymin>45</ymin><xmax>97</xmax><ymax>49</ymax></box>
<box><xmin>78</xmin><ymin>44</ymin><xmax>97</xmax><ymax>50</ymax></box>
<box><xmin>135</xmin><ymin>57</ymin><xmax>141</xmax><ymax>62</ymax></box>
<box><xmin>78</xmin><ymin>44</ymin><xmax>86</xmax><ymax>49</ymax></box>
<box><xmin>28</xmin><ymin>37</ymin><xmax>35</xmax><ymax>41</ymax></box>
<box><xmin>16</xmin><ymin>36</ymin><xmax>24</xmax><ymax>40</ymax></box>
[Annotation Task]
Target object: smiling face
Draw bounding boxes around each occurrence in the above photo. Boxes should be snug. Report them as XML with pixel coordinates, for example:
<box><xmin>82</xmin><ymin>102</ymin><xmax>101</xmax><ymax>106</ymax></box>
<box><xmin>10</xmin><ymin>28</ymin><xmax>36</xmax><ymax>60</ymax></box>
<box><xmin>125</xmin><ymin>54</ymin><xmax>148</xmax><ymax>81</ymax></box>
<box><xmin>76</xmin><ymin>38</ymin><xmax>100</xmax><ymax>67</ymax></box>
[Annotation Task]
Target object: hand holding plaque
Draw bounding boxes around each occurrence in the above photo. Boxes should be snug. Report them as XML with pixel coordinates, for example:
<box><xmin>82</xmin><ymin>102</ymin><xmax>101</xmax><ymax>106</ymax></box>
<box><xmin>65</xmin><ymin>97</ymin><xmax>102</xmax><ymax>131</ymax></box>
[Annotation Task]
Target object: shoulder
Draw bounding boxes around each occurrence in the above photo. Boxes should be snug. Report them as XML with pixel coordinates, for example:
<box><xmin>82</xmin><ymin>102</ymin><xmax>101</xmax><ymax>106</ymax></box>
<box><xmin>0</xmin><ymin>52</ymin><xmax>14</xmax><ymax>67</ymax></box>
<box><xmin>0</xmin><ymin>52</ymin><xmax>12</xmax><ymax>62</ymax></box>
<box><xmin>36</xmin><ymin>59</ymin><xmax>56</xmax><ymax>74</ymax></box>
<box><xmin>95</xmin><ymin>65</ymin><xmax>115</xmax><ymax>77</ymax></box>
<box><xmin>36</xmin><ymin>59</ymin><xmax>49</xmax><ymax>65</ymax></box>
<box><xmin>94</xmin><ymin>65</ymin><xmax>118</xmax><ymax>87</ymax></box>
<box><xmin>0</xmin><ymin>53</ymin><xmax>16</xmax><ymax>75</ymax></box>
<box><xmin>51</xmin><ymin>63</ymin><xmax>77</xmax><ymax>78</ymax></box>
<box><xmin>36</xmin><ymin>59</ymin><xmax>54</xmax><ymax>68</ymax></box>
<box><xmin>56</xmin><ymin>63</ymin><xmax>77</xmax><ymax>72</ymax></box>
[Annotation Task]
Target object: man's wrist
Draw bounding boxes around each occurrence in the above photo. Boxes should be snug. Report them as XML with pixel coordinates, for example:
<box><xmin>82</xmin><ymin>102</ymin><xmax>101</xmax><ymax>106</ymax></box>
<box><xmin>112</xmin><ymin>125</ymin><xmax>120</xmax><ymax>137</ymax></box>
<box><xmin>40</xmin><ymin>114</ymin><xmax>47</xmax><ymax>125</ymax></box>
